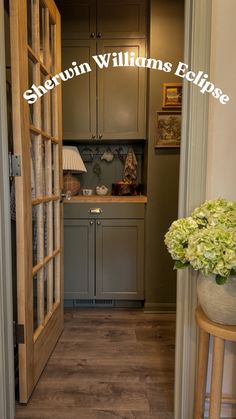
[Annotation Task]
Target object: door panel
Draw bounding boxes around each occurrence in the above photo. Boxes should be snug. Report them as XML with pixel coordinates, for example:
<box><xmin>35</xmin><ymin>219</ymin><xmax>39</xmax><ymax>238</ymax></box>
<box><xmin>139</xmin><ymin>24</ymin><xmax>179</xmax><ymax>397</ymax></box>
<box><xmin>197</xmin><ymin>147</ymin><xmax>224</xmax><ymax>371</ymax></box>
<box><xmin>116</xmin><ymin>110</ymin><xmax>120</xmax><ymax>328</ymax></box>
<box><xmin>96</xmin><ymin>219</ymin><xmax>144</xmax><ymax>299</ymax></box>
<box><xmin>62</xmin><ymin>40</ymin><xmax>96</xmax><ymax>140</ymax></box>
<box><xmin>97</xmin><ymin>0</ymin><xmax>147</xmax><ymax>39</ymax></box>
<box><xmin>64</xmin><ymin>219</ymin><xmax>95</xmax><ymax>299</ymax></box>
<box><xmin>10</xmin><ymin>0</ymin><xmax>63</xmax><ymax>403</ymax></box>
<box><xmin>97</xmin><ymin>39</ymin><xmax>146</xmax><ymax>140</ymax></box>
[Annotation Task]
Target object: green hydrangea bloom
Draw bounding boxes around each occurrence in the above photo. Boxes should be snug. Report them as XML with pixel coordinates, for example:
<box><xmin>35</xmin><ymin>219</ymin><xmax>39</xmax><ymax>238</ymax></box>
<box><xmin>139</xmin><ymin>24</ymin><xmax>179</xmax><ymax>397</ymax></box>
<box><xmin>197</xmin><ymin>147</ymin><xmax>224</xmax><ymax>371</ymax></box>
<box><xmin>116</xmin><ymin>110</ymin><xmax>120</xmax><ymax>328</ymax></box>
<box><xmin>164</xmin><ymin>217</ymin><xmax>198</xmax><ymax>263</ymax></box>
<box><xmin>186</xmin><ymin>227</ymin><xmax>236</xmax><ymax>277</ymax></box>
<box><xmin>192</xmin><ymin>198</ymin><xmax>236</xmax><ymax>229</ymax></box>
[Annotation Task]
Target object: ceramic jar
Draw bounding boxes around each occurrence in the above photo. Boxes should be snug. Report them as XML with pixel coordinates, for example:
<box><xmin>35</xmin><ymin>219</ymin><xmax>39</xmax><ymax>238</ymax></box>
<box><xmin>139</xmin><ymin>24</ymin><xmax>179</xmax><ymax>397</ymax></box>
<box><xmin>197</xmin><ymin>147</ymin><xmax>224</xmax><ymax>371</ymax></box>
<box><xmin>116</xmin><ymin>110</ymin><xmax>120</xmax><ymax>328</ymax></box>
<box><xmin>197</xmin><ymin>273</ymin><xmax>236</xmax><ymax>325</ymax></box>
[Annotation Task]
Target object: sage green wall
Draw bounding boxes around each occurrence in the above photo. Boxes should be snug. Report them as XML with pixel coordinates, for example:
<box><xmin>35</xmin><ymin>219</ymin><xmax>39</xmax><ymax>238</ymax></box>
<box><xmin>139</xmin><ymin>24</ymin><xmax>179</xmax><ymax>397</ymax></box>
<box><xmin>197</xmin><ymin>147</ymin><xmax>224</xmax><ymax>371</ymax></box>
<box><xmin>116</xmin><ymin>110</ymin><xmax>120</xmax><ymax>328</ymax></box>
<box><xmin>145</xmin><ymin>0</ymin><xmax>184</xmax><ymax>310</ymax></box>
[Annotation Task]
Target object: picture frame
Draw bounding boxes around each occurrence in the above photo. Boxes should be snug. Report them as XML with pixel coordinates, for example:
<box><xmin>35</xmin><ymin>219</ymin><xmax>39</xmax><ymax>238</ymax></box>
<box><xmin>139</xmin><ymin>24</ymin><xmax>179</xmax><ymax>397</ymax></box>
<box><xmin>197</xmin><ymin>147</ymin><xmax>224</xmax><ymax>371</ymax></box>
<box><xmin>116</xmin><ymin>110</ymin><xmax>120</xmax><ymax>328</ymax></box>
<box><xmin>162</xmin><ymin>83</ymin><xmax>182</xmax><ymax>109</ymax></box>
<box><xmin>155</xmin><ymin>111</ymin><xmax>181</xmax><ymax>148</ymax></box>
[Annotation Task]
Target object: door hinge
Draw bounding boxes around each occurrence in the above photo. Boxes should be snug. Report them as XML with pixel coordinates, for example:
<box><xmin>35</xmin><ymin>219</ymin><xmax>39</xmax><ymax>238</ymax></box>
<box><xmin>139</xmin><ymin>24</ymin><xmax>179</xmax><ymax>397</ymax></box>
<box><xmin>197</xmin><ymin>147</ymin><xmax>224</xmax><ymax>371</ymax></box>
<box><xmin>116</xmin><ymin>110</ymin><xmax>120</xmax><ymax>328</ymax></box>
<box><xmin>9</xmin><ymin>153</ymin><xmax>21</xmax><ymax>177</ymax></box>
<box><xmin>13</xmin><ymin>322</ymin><xmax>25</xmax><ymax>345</ymax></box>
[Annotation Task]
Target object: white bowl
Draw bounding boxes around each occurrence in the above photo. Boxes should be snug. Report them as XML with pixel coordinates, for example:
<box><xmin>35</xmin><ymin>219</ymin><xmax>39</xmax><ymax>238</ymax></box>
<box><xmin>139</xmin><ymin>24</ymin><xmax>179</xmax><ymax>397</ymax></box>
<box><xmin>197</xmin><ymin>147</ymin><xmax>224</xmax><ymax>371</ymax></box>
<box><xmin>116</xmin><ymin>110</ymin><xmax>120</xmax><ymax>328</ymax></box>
<box><xmin>82</xmin><ymin>189</ymin><xmax>93</xmax><ymax>196</ymax></box>
<box><xmin>96</xmin><ymin>186</ymin><xmax>108</xmax><ymax>196</ymax></box>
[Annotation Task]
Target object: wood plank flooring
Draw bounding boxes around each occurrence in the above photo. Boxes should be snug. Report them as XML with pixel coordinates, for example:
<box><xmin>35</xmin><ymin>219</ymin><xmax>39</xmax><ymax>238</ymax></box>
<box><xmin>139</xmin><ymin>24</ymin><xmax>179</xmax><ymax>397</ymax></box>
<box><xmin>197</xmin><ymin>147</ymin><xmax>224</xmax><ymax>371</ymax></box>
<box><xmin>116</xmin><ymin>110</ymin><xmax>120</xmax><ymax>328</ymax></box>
<box><xmin>15</xmin><ymin>309</ymin><xmax>175</xmax><ymax>419</ymax></box>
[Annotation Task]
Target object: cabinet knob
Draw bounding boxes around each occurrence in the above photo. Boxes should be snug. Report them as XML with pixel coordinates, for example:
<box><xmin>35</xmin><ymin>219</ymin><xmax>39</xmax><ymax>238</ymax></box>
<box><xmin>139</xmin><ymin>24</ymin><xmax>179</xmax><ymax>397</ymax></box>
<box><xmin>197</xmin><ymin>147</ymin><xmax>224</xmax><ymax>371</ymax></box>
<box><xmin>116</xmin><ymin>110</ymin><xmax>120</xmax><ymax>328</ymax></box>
<box><xmin>99</xmin><ymin>134</ymin><xmax>103</xmax><ymax>139</ymax></box>
<box><xmin>90</xmin><ymin>221</ymin><xmax>94</xmax><ymax>225</ymax></box>
<box><xmin>97</xmin><ymin>32</ymin><xmax>102</xmax><ymax>38</ymax></box>
<box><xmin>92</xmin><ymin>134</ymin><xmax>96</xmax><ymax>139</ymax></box>
<box><xmin>90</xmin><ymin>32</ymin><xmax>95</xmax><ymax>38</ymax></box>
<box><xmin>97</xmin><ymin>221</ymin><xmax>101</xmax><ymax>225</ymax></box>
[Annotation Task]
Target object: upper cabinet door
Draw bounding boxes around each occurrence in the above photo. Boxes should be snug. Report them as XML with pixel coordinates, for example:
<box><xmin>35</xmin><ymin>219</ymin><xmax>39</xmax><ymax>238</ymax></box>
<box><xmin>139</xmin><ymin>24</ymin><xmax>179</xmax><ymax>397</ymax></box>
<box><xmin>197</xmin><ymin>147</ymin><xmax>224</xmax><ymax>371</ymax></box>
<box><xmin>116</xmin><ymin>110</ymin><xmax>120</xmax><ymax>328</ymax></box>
<box><xmin>97</xmin><ymin>39</ymin><xmax>146</xmax><ymax>140</ymax></box>
<box><xmin>61</xmin><ymin>0</ymin><xmax>96</xmax><ymax>39</ymax></box>
<box><xmin>62</xmin><ymin>40</ymin><xmax>97</xmax><ymax>140</ymax></box>
<box><xmin>97</xmin><ymin>0</ymin><xmax>147</xmax><ymax>38</ymax></box>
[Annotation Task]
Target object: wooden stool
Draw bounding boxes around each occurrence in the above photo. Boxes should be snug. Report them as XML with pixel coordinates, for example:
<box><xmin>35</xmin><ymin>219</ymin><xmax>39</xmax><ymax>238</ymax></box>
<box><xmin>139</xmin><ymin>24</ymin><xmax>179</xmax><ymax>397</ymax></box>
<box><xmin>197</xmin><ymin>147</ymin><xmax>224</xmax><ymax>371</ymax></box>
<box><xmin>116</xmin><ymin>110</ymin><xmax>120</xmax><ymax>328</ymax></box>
<box><xmin>194</xmin><ymin>306</ymin><xmax>236</xmax><ymax>419</ymax></box>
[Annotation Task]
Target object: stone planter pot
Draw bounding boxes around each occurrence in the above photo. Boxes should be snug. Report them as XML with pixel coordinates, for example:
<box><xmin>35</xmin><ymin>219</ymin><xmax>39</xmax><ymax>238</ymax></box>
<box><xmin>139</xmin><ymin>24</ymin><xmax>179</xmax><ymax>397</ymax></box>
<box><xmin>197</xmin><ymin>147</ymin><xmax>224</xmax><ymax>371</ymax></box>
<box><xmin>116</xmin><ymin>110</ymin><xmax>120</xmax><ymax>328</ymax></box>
<box><xmin>197</xmin><ymin>273</ymin><xmax>236</xmax><ymax>325</ymax></box>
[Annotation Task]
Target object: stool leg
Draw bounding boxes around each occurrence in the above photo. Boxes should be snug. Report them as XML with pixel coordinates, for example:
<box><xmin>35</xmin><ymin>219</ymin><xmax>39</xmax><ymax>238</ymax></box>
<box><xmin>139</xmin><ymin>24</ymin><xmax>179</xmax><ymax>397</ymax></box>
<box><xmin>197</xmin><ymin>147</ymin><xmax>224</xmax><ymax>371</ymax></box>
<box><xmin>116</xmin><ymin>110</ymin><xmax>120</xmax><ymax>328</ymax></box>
<box><xmin>194</xmin><ymin>328</ymin><xmax>210</xmax><ymax>419</ymax></box>
<box><xmin>209</xmin><ymin>337</ymin><xmax>225</xmax><ymax>419</ymax></box>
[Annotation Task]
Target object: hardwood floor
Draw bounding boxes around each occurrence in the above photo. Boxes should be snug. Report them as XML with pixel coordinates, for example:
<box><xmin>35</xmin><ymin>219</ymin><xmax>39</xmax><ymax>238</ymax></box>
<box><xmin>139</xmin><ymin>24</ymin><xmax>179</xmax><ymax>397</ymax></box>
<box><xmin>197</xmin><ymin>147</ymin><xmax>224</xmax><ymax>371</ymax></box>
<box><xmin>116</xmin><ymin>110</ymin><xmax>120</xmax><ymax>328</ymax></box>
<box><xmin>15</xmin><ymin>309</ymin><xmax>175</xmax><ymax>419</ymax></box>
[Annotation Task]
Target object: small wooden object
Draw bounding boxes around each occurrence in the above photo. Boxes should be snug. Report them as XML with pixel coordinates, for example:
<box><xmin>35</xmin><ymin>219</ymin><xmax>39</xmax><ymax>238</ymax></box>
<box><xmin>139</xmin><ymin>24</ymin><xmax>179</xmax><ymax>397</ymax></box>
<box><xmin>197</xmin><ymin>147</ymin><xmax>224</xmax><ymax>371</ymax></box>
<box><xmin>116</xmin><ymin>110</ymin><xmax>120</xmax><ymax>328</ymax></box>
<box><xmin>194</xmin><ymin>306</ymin><xmax>236</xmax><ymax>419</ymax></box>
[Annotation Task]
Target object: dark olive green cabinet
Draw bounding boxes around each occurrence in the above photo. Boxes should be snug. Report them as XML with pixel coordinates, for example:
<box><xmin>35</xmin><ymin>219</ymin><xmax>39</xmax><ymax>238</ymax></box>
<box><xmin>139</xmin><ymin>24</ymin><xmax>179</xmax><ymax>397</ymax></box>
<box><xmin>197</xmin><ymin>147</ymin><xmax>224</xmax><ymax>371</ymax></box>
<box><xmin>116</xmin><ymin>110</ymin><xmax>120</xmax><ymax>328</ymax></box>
<box><xmin>96</xmin><ymin>219</ymin><xmax>144</xmax><ymax>299</ymax></box>
<box><xmin>62</xmin><ymin>40</ymin><xmax>97</xmax><ymax>140</ymax></box>
<box><xmin>64</xmin><ymin>203</ymin><xmax>145</xmax><ymax>300</ymax></box>
<box><xmin>64</xmin><ymin>219</ymin><xmax>95</xmax><ymax>298</ymax></box>
<box><xmin>61</xmin><ymin>0</ymin><xmax>147</xmax><ymax>141</ymax></box>
<box><xmin>61</xmin><ymin>0</ymin><xmax>146</xmax><ymax>40</ymax></box>
<box><xmin>97</xmin><ymin>40</ymin><xmax>146</xmax><ymax>140</ymax></box>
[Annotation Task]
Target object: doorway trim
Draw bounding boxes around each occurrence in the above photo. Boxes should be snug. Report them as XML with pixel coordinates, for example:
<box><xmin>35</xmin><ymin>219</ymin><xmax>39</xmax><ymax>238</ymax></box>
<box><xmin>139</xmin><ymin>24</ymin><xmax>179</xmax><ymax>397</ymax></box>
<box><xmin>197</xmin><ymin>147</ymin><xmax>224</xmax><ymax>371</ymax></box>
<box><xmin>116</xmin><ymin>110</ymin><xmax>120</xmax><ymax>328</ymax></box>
<box><xmin>0</xmin><ymin>0</ymin><xmax>212</xmax><ymax>418</ymax></box>
<box><xmin>0</xmin><ymin>0</ymin><xmax>15</xmax><ymax>418</ymax></box>
<box><xmin>175</xmin><ymin>0</ymin><xmax>212</xmax><ymax>418</ymax></box>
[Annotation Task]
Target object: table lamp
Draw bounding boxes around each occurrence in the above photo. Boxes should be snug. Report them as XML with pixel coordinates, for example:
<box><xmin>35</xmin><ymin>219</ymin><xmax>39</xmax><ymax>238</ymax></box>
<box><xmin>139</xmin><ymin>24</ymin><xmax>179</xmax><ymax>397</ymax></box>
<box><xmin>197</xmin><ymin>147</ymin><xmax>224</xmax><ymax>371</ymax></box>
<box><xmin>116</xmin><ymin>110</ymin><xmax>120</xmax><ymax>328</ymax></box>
<box><xmin>63</xmin><ymin>146</ymin><xmax>87</xmax><ymax>197</ymax></box>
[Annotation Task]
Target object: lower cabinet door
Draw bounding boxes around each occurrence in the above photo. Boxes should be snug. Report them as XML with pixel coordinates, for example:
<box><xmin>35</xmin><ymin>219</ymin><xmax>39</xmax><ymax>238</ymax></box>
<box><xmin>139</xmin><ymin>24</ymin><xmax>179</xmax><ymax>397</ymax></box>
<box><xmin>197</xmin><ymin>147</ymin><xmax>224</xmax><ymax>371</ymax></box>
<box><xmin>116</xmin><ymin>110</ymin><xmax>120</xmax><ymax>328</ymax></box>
<box><xmin>95</xmin><ymin>219</ymin><xmax>144</xmax><ymax>299</ymax></box>
<box><xmin>64</xmin><ymin>219</ymin><xmax>95</xmax><ymax>299</ymax></box>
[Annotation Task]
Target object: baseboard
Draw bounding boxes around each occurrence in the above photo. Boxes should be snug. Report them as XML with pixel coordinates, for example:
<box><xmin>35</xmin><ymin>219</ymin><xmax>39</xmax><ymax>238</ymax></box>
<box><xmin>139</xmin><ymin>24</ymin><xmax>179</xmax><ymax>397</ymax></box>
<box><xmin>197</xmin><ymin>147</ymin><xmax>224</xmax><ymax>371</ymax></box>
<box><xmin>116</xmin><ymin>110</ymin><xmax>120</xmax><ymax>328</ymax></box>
<box><xmin>144</xmin><ymin>302</ymin><xmax>176</xmax><ymax>313</ymax></box>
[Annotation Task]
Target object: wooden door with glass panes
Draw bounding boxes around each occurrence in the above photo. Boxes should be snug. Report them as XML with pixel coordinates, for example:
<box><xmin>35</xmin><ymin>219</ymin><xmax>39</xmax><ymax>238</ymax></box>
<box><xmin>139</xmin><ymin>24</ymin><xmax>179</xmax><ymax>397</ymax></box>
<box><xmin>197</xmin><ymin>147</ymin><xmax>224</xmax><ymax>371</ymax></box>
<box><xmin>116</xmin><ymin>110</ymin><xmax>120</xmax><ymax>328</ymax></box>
<box><xmin>10</xmin><ymin>0</ymin><xmax>63</xmax><ymax>403</ymax></box>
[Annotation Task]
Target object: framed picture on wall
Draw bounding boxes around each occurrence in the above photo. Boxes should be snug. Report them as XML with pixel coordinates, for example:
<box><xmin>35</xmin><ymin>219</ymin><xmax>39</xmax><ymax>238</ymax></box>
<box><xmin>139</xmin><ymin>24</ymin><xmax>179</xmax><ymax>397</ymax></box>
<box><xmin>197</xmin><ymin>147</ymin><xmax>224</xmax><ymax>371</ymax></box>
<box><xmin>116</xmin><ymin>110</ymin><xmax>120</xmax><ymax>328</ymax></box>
<box><xmin>155</xmin><ymin>111</ymin><xmax>181</xmax><ymax>148</ymax></box>
<box><xmin>162</xmin><ymin>83</ymin><xmax>182</xmax><ymax>109</ymax></box>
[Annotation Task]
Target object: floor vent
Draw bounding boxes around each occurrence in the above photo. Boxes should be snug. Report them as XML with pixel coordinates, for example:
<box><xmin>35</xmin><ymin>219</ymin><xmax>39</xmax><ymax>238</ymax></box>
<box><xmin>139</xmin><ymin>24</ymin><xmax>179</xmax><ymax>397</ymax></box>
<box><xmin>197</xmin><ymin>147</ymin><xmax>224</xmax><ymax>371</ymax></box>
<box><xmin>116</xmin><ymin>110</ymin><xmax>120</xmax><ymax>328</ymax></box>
<box><xmin>73</xmin><ymin>299</ymin><xmax>114</xmax><ymax>307</ymax></box>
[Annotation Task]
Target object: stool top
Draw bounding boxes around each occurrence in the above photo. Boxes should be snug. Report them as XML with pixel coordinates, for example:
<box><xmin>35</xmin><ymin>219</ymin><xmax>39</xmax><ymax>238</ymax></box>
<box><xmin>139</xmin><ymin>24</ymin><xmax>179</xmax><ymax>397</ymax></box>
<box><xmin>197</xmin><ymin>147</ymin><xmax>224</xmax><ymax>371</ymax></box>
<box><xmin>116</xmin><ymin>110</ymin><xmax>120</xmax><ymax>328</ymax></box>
<box><xmin>195</xmin><ymin>306</ymin><xmax>236</xmax><ymax>342</ymax></box>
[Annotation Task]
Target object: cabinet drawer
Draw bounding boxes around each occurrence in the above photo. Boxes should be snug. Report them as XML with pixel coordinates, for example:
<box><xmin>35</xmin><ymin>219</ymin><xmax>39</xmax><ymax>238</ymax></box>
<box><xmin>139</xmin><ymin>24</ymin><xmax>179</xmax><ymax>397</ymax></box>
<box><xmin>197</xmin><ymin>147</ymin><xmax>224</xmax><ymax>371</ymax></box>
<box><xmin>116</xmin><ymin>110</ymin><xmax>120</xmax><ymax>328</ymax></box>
<box><xmin>64</xmin><ymin>202</ymin><xmax>145</xmax><ymax>219</ymax></box>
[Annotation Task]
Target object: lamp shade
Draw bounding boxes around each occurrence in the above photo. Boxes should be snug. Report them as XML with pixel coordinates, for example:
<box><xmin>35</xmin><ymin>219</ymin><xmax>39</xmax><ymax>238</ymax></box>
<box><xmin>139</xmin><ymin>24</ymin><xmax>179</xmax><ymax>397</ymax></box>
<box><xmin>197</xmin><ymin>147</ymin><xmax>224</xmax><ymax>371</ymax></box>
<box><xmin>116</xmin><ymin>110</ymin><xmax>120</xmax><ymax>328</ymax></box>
<box><xmin>62</xmin><ymin>146</ymin><xmax>87</xmax><ymax>173</ymax></box>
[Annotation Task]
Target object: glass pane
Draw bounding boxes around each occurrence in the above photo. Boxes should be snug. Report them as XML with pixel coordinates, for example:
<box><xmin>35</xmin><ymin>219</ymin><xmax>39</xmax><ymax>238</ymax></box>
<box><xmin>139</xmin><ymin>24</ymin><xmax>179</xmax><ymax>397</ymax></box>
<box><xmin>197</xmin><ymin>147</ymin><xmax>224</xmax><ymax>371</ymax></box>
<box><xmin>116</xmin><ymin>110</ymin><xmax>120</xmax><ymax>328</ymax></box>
<box><xmin>37</xmin><ymin>268</ymin><xmax>44</xmax><ymax>326</ymax></box>
<box><xmin>31</xmin><ymin>134</ymin><xmax>45</xmax><ymax>198</ymax></box>
<box><xmin>46</xmin><ymin>260</ymin><xmax>53</xmax><ymax>312</ymax></box>
<box><xmin>27</xmin><ymin>0</ymin><xmax>33</xmax><ymax>47</ymax></box>
<box><xmin>35</xmin><ymin>203</ymin><xmax>44</xmax><ymax>263</ymax></box>
<box><xmin>51</xmin><ymin>142</ymin><xmax>57</xmax><ymax>194</ymax></box>
<box><xmin>53</xmin><ymin>254</ymin><xmax>60</xmax><ymax>304</ymax></box>
<box><xmin>40</xmin><ymin>72</ymin><xmax>45</xmax><ymax>132</ymax></box>
<box><xmin>32</xmin><ymin>206</ymin><xmax>37</xmax><ymax>266</ymax></box>
<box><xmin>44</xmin><ymin>267</ymin><xmax>48</xmax><ymax>317</ymax></box>
<box><xmin>50</xmin><ymin>88</ymin><xmax>56</xmax><ymax>137</ymax></box>
<box><xmin>30</xmin><ymin>133</ymin><xmax>36</xmax><ymax>198</ymax></box>
<box><xmin>28</xmin><ymin>58</ymin><xmax>35</xmax><ymax>124</ymax></box>
<box><xmin>44</xmin><ymin>203</ymin><xmax>48</xmax><ymax>257</ymax></box>
<box><xmin>53</xmin><ymin>257</ymin><xmax>56</xmax><ymax>304</ymax></box>
<box><xmin>44</xmin><ymin>139</ymin><xmax>52</xmax><ymax>196</ymax></box>
<box><xmin>49</xmin><ymin>22</ymin><xmax>55</xmax><ymax>73</ymax></box>
<box><xmin>33</xmin><ymin>273</ymin><xmax>38</xmax><ymax>331</ymax></box>
<box><xmin>53</xmin><ymin>143</ymin><xmax>59</xmax><ymax>194</ymax></box>
<box><xmin>53</xmin><ymin>201</ymin><xmax>60</xmax><ymax>250</ymax></box>
<box><xmin>39</xmin><ymin>4</ymin><xmax>45</xmax><ymax>62</ymax></box>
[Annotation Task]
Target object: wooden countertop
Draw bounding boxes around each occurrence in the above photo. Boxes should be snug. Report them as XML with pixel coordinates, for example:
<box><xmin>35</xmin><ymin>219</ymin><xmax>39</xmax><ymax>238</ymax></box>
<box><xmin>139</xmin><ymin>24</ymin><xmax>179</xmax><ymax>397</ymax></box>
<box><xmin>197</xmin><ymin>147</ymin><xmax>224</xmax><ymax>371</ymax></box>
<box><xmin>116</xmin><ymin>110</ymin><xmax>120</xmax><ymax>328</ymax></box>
<box><xmin>63</xmin><ymin>195</ymin><xmax>147</xmax><ymax>204</ymax></box>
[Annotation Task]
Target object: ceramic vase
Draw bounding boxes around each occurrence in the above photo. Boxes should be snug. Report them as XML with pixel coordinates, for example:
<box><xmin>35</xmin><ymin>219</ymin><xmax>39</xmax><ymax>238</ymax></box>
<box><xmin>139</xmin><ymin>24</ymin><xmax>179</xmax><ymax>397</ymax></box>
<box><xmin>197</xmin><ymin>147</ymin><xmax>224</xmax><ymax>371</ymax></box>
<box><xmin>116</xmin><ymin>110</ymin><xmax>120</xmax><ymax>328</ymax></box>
<box><xmin>197</xmin><ymin>273</ymin><xmax>236</xmax><ymax>325</ymax></box>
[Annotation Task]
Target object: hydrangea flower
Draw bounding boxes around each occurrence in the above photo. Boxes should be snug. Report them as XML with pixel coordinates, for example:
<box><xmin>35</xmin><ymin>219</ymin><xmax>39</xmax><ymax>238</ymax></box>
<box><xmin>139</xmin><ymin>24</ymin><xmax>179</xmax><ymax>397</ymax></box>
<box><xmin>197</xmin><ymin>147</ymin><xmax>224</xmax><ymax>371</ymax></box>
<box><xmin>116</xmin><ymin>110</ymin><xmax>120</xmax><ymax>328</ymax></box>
<box><xmin>192</xmin><ymin>198</ymin><xmax>236</xmax><ymax>229</ymax></box>
<box><xmin>186</xmin><ymin>227</ymin><xmax>236</xmax><ymax>278</ymax></box>
<box><xmin>164</xmin><ymin>217</ymin><xmax>198</xmax><ymax>264</ymax></box>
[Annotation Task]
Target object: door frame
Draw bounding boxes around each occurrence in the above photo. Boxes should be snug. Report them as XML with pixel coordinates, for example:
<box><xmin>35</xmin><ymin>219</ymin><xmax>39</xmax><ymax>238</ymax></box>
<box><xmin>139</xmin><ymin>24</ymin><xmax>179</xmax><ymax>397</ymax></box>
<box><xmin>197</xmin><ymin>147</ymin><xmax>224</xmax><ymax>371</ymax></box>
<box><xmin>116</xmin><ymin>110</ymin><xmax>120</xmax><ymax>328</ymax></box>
<box><xmin>175</xmin><ymin>0</ymin><xmax>212</xmax><ymax>418</ymax></box>
<box><xmin>0</xmin><ymin>0</ymin><xmax>212</xmax><ymax>418</ymax></box>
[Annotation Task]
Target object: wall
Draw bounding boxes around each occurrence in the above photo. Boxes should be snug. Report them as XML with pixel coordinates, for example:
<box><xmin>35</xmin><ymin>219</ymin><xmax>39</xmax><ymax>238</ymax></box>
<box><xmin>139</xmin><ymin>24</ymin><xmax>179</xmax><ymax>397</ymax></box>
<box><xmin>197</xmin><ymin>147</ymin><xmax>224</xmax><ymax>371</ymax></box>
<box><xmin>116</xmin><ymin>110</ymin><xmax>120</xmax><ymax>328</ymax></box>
<box><xmin>145</xmin><ymin>0</ymin><xmax>184</xmax><ymax>310</ymax></box>
<box><xmin>206</xmin><ymin>0</ymin><xmax>236</xmax><ymax>416</ymax></box>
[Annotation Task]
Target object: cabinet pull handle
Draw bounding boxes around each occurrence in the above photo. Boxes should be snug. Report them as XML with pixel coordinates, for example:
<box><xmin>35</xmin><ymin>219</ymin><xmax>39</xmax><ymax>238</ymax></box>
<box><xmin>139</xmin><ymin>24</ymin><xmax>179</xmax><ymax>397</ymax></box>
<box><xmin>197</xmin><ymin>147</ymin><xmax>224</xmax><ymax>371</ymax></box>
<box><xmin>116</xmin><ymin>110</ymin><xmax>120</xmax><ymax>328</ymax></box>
<box><xmin>90</xmin><ymin>32</ymin><xmax>95</xmax><ymax>38</ymax></box>
<box><xmin>89</xmin><ymin>208</ymin><xmax>103</xmax><ymax>214</ymax></box>
<box><xmin>92</xmin><ymin>134</ymin><xmax>96</xmax><ymax>139</ymax></box>
<box><xmin>97</xmin><ymin>221</ymin><xmax>101</xmax><ymax>225</ymax></box>
<box><xmin>97</xmin><ymin>32</ymin><xmax>102</xmax><ymax>38</ymax></box>
<box><xmin>99</xmin><ymin>134</ymin><xmax>103</xmax><ymax>139</ymax></box>
<box><xmin>90</xmin><ymin>221</ymin><xmax>94</xmax><ymax>225</ymax></box>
